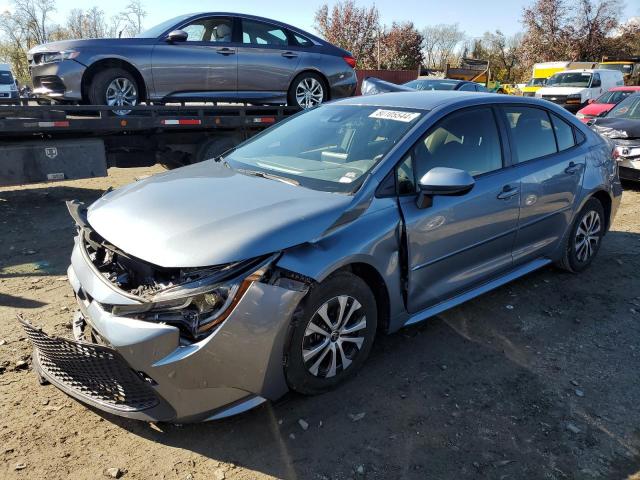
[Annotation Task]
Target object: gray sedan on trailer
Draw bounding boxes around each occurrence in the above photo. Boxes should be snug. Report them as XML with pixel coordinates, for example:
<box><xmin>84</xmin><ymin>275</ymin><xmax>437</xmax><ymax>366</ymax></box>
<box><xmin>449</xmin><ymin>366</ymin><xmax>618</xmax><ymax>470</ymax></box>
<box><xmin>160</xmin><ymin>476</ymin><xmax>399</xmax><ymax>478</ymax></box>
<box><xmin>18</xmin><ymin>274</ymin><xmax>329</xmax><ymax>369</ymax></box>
<box><xmin>22</xmin><ymin>92</ymin><xmax>621</xmax><ymax>422</ymax></box>
<box><xmin>27</xmin><ymin>13</ymin><xmax>357</xmax><ymax>109</ymax></box>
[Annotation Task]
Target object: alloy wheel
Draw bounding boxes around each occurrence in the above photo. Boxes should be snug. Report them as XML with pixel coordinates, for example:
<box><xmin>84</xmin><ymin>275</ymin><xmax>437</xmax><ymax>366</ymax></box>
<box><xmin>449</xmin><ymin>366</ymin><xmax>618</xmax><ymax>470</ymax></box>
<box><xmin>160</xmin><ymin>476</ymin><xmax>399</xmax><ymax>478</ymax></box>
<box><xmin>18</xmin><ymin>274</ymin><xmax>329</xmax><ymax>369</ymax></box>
<box><xmin>302</xmin><ymin>295</ymin><xmax>367</xmax><ymax>378</ymax></box>
<box><xmin>295</xmin><ymin>78</ymin><xmax>324</xmax><ymax>108</ymax></box>
<box><xmin>575</xmin><ymin>210</ymin><xmax>601</xmax><ymax>263</ymax></box>
<box><xmin>105</xmin><ymin>77</ymin><xmax>138</xmax><ymax>115</ymax></box>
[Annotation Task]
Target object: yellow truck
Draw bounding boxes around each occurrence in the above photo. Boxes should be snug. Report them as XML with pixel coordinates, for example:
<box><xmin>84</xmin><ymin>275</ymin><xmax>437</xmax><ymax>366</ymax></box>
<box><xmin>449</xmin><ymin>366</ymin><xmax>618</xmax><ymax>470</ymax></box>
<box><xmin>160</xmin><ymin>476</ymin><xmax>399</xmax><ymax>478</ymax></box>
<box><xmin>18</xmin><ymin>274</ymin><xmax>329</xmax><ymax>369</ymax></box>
<box><xmin>597</xmin><ymin>57</ymin><xmax>640</xmax><ymax>86</ymax></box>
<box><xmin>522</xmin><ymin>61</ymin><xmax>597</xmax><ymax>97</ymax></box>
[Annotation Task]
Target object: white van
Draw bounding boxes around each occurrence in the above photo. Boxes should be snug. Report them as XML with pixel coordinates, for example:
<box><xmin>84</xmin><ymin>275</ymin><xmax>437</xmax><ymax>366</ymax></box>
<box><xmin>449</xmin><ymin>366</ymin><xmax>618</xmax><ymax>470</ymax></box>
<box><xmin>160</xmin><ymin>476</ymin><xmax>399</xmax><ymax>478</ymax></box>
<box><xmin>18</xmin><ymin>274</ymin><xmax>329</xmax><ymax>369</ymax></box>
<box><xmin>535</xmin><ymin>68</ymin><xmax>624</xmax><ymax>112</ymax></box>
<box><xmin>0</xmin><ymin>63</ymin><xmax>20</xmax><ymax>105</ymax></box>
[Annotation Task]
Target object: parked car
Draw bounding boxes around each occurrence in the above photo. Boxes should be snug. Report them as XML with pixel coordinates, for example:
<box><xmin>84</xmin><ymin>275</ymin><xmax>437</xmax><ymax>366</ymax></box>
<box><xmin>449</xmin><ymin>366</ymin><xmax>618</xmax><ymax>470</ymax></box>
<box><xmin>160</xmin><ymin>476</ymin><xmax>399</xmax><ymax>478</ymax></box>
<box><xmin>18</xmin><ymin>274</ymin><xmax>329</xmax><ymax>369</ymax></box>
<box><xmin>576</xmin><ymin>86</ymin><xmax>640</xmax><ymax>123</ymax></box>
<box><xmin>535</xmin><ymin>68</ymin><xmax>624</xmax><ymax>112</ymax></box>
<box><xmin>361</xmin><ymin>76</ymin><xmax>488</xmax><ymax>96</ymax></box>
<box><xmin>27</xmin><ymin>13</ymin><xmax>357</xmax><ymax>110</ymax></box>
<box><xmin>590</xmin><ymin>92</ymin><xmax>640</xmax><ymax>182</ymax></box>
<box><xmin>21</xmin><ymin>92</ymin><xmax>621</xmax><ymax>423</ymax></box>
<box><xmin>0</xmin><ymin>63</ymin><xmax>20</xmax><ymax>105</ymax></box>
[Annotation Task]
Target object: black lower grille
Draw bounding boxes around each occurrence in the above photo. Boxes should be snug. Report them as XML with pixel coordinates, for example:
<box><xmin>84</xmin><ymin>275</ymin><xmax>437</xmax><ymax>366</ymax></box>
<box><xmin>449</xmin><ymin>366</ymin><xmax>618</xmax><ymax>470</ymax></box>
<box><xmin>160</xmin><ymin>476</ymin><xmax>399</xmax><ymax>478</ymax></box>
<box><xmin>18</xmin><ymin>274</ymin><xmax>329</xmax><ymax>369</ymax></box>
<box><xmin>20</xmin><ymin>318</ymin><xmax>159</xmax><ymax>412</ymax></box>
<box><xmin>541</xmin><ymin>94</ymin><xmax>568</xmax><ymax>104</ymax></box>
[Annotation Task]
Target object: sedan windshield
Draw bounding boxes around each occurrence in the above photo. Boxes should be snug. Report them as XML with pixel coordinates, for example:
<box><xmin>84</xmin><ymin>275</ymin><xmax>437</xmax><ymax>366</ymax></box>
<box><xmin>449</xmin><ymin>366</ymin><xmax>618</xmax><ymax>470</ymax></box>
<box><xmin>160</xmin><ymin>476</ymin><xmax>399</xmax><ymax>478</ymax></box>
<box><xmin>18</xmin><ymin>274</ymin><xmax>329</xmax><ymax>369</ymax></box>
<box><xmin>547</xmin><ymin>72</ymin><xmax>592</xmax><ymax>87</ymax></box>
<box><xmin>404</xmin><ymin>79</ymin><xmax>459</xmax><ymax>91</ymax></box>
<box><xmin>226</xmin><ymin>105</ymin><xmax>423</xmax><ymax>193</ymax></box>
<box><xmin>135</xmin><ymin>14</ymin><xmax>193</xmax><ymax>38</ymax></box>
<box><xmin>606</xmin><ymin>94</ymin><xmax>640</xmax><ymax>120</ymax></box>
<box><xmin>595</xmin><ymin>90</ymin><xmax>634</xmax><ymax>104</ymax></box>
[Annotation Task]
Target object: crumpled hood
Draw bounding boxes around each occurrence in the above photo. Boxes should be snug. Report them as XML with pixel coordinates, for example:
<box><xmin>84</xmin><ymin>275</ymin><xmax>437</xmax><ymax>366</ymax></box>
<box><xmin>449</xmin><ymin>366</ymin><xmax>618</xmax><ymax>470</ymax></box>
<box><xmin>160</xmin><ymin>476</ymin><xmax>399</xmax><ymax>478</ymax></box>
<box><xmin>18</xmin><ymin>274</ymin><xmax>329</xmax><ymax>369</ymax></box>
<box><xmin>537</xmin><ymin>86</ymin><xmax>586</xmax><ymax>97</ymax></box>
<box><xmin>87</xmin><ymin>161</ymin><xmax>353</xmax><ymax>268</ymax></box>
<box><xmin>591</xmin><ymin>117</ymin><xmax>640</xmax><ymax>139</ymax></box>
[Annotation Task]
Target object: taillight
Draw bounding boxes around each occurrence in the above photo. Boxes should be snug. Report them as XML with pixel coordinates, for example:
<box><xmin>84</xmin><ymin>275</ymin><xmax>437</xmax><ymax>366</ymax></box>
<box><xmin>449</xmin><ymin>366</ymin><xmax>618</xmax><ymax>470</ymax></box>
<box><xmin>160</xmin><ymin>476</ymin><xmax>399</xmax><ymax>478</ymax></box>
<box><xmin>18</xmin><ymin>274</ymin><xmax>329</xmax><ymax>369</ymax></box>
<box><xmin>343</xmin><ymin>56</ymin><xmax>356</xmax><ymax>69</ymax></box>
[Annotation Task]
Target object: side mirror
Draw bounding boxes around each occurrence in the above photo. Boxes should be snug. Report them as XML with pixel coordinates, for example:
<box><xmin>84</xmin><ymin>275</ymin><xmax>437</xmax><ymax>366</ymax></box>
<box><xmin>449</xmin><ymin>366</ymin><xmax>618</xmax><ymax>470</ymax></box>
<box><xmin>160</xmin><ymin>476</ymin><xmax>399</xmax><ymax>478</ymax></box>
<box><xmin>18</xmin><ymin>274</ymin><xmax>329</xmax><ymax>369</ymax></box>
<box><xmin>588</xmin><ymin>98</ymin><xmax>595</xmax><ymax>104</ymax></box>
<box><xmin>166</xmin><ymin>30</ymin><xmax>188</xmax><ymax>43</ymax></box>
<box><xmin>591</xmin><ymin>80</ymin><xmax>601</xmax><ymax>88</ymax></box>
<box><xmin>417</xmin><ymin>167</ymin><xmax>475</xmax><ymax>208</ymax></box>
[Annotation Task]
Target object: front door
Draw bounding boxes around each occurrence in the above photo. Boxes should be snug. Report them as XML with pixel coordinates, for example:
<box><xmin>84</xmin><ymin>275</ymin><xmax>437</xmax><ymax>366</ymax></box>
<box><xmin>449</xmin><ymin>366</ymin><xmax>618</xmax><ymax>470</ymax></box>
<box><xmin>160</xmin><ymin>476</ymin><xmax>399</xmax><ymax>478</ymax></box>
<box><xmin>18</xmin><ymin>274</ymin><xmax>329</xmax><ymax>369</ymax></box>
<box><xmin>399</xmin><ymin>107</ymin><xmax>521</xmax><ymax>313</ymax></box>
<box><xmin>499</xmin><ymin>105</ymin><xmax>586</xmax><ymax>265</ymax></box>
<box><xmin>151</xmin><ymin>16</ymin><xmax>237</xmax><ymax>100</ymax></box>
<box><xmin>236</xmin><ymin>18</ymin><xmax>302</xmax><ymax>97</ymax></box>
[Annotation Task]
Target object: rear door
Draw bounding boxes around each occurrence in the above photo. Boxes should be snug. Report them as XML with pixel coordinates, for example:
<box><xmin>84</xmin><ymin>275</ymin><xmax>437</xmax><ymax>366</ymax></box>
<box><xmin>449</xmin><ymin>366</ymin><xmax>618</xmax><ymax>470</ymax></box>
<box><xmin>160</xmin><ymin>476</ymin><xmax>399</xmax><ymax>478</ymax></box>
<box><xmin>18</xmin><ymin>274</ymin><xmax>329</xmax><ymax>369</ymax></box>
<box><xmin>236</xmin><ymin>17</ymin><xmax>302</xmax><ymax>95</ymax></box>
<box><xmin>151</xmin><ymin>15</ymin><xmax>237</xmax><ymax>99</ymax></box>
<box><xmin>500</xmin><ymin>105</ymin><xmax>586</xmax><ymax>265</ymax></box>
<box><xmin>398</xmin><ymin>106</ymin><xmax>521</xmax><ymax>313</ymax></box>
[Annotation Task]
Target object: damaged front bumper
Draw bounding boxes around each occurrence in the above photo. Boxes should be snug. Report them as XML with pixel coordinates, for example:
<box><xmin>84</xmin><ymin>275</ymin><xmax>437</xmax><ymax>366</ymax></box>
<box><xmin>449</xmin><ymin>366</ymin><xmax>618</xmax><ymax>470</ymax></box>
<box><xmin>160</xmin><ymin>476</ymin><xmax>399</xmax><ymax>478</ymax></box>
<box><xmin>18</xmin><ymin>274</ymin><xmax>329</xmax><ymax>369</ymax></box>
<box><xmin>22</xmin><ymin>232</ymin><xmax>307</xmax><ymax>423</ymax></box>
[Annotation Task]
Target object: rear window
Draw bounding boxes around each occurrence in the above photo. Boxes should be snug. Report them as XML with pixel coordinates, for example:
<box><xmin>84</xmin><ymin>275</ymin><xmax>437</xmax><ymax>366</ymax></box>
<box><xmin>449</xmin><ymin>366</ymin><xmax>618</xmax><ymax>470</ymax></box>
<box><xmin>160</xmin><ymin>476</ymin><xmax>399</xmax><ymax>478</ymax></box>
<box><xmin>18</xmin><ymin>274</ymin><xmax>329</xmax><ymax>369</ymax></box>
<box><xmin>0</xmin><ymin>71</ymin><xmax>14</xmax><ymax>85</ymax></box>
<box><xmin>550</xmin><ymin>113</ymin><xmax>575</xmax><ymax>151</ymax></box>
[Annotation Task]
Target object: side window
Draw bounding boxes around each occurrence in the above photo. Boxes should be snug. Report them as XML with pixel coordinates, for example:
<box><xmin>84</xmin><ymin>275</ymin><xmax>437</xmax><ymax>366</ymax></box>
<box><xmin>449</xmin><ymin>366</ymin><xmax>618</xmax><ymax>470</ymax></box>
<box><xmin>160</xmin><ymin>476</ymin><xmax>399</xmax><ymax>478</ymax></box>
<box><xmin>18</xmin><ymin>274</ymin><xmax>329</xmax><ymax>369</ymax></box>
<box><xmin>550</xmin><ymin>113</ymin><xmax>575</xmax><ymax>151</ymax></box>
<box><xmin>293</xmin><ymin>33</ymin><xmax>313</xmax><ymax>47</ymax></box>
<box><xmin>242</xmin><ymin>19</ymin><xmax>289</xmax><ymax>46</ymax></box>
<box><xmin>414</xmin><ymin>107</ymin><xmax>503</xmax><ymax>179</ymax></box>
<box><xmin>182</xmin><ymin>17</ymin><xmax>233</xmax><ymax>43</ymax></box>
<box><xmin>503</xmin><ymin>106</ymin><xmax>557</xmax><ymax>163</ymax></box>
<box><xmin>591</xmin><ymin>73</ymin><xmax>601</xmax><ymax>88</ymax></box>
<box><xmin>396</xmin><ymin>154</ymin><xmax>416</xmax><ymax>194</ymax></box>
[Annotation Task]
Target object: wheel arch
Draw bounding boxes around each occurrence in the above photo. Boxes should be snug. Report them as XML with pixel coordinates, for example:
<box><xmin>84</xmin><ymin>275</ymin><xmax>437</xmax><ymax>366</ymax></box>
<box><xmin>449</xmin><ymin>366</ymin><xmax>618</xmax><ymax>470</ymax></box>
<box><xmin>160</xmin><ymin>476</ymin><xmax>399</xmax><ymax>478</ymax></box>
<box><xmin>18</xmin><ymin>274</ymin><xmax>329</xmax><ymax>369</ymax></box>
<box><xmin>81</xmin><ymin>58</ymin><xmax>148</xmax><ymax>103</ymax></box>
<box><xmin>590</xmin><ymin>189</ymin><xmax>613</xmax><ymax>233</ymax></box>
<box><xmin>290</xmin><ymin>68</ymin><xmax>331</xmax><ymax>100</ymax></box>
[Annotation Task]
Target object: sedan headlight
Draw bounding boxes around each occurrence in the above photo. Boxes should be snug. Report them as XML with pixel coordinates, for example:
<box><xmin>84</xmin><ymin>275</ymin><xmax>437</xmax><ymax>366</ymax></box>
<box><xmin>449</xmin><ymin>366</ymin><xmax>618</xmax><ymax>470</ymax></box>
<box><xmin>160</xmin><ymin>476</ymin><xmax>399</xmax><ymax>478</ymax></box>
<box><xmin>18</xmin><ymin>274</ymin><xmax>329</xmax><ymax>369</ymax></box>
<box><xmin>613</xmin><ymin>145</ymin><xmax>640</xmax><ymax>159</ymax></box>
<box><xmin>40</xmin><ymin>50</ymin><xmax>80</xmax><ymax>64</ymax></box>
<box><xmin>113</xmin><ymin>257</ymin><xmax>274</xmax><ymax>340</ymax></box>
<box><xmin>576</xmin><ymin>112</ymin><xmax>585</xmax><ymax>119</ymax></box>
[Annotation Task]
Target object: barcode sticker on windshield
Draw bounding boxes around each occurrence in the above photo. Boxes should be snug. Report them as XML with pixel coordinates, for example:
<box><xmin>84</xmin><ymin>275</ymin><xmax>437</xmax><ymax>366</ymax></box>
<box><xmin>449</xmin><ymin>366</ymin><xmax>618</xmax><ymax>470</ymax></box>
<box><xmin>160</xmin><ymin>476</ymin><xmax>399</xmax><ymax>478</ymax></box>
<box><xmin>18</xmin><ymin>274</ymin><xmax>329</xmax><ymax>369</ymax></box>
<box><xmin>369</xmin><ymin>109</ymin><xmax>421</xmax><ymax>122</ymax></box>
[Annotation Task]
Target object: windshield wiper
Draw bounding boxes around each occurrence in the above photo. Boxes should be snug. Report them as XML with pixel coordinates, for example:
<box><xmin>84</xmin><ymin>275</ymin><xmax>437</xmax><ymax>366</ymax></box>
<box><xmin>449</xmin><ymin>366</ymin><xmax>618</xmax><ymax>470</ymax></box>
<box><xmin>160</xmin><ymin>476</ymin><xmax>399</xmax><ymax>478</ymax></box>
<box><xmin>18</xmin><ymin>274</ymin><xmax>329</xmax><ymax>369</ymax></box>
<box><xmin>235</xmin><ymin>168</ymin><xmax>300</xmax><ymax>186</ymax></box>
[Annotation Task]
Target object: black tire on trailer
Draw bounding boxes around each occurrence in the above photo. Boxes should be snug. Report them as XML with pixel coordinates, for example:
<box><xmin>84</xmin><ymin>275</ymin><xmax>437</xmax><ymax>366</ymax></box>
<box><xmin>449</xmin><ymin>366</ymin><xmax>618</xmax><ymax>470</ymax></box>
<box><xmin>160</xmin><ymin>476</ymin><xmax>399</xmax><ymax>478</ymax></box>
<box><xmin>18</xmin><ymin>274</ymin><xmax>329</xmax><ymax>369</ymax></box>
<box><xmin>87</xmin><ymin>67</ymin><xmax>140</xmax><ymax>113</ymax></box>
<box><xmin>287</xmin><ymin>71</ymin><xmax>328</xmax><ymax>109</ymax></box>
<box><xmin>195</xmin><ymin>135</ymin><xmax>241</xmax><ymax>164</ymax></box>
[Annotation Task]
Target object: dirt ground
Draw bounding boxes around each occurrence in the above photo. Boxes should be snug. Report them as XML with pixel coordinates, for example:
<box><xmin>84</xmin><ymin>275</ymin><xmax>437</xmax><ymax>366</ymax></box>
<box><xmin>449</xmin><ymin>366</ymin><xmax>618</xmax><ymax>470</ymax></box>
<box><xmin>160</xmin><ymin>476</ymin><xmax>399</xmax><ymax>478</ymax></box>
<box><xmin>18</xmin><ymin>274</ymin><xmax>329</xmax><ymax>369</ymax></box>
<box><xmin>1</xmin><ymin>167</ymin><xmax>639</xmax><ymax>480</ymax></box>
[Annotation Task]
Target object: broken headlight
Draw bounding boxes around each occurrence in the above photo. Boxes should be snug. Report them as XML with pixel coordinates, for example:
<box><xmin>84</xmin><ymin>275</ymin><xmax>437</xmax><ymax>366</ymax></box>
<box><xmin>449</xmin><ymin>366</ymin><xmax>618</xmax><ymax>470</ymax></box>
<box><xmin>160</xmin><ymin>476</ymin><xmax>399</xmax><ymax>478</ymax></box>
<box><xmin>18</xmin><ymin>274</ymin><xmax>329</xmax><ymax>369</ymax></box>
<box><xmin>113</xmin><ymin>259</ymin><xmax>272</xmax><ymax>340</ymax></box>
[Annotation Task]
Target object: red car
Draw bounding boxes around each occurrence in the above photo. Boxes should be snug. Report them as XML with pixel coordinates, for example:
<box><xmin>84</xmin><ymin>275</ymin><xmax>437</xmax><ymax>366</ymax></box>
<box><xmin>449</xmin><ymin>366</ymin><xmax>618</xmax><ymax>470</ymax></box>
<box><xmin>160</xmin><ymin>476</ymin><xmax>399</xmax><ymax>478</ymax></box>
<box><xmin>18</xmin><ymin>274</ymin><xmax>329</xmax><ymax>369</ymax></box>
<box><xmin>576</xmin><ymin>86</ymin><xmax>640</xmax><ymax>123</ymax></box>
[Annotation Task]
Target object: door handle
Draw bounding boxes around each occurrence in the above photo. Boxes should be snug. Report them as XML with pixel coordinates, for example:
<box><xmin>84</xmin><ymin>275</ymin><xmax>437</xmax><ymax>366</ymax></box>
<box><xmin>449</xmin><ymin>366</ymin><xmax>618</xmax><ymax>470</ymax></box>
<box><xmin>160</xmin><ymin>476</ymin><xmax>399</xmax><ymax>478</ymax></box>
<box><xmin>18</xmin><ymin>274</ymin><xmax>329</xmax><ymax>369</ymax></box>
<box><xmin>216</xmin><ymin>47</ymin><xmax>235</xmax><ymax>55</ymax></box>
<box><xmin>565</xmin><ymin>161</ymin><xmax>580</xmax><ymax>175</ymax></box>
<box><xmin>497</xmin><ymin>185</ymin><xmax>519</xmax><ymax>200</ymax></box>
<box><xmin>281</xmin><ymin>51</ymin><xmax>298</xmax><ymax>58</ymax></box>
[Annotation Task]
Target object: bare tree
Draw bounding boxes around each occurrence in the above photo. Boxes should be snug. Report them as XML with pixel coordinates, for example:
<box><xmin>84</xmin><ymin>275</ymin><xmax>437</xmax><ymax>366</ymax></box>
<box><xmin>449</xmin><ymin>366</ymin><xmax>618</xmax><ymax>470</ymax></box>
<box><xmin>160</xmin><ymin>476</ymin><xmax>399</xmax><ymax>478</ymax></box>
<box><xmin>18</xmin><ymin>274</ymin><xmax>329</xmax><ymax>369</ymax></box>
<box><xmin>421</xmin><ymin>24</ymin><xmax>465</xmax><ymax>70</ymax></box>
<box><xmin>314</xmin><ymin>0</ymin><xmax>380</xmax><ymax>69</ymax></box>
<box><xmin>120</xmin><ymin>0</ymin><xmax>146</xmax><ymax>37</ymax></box>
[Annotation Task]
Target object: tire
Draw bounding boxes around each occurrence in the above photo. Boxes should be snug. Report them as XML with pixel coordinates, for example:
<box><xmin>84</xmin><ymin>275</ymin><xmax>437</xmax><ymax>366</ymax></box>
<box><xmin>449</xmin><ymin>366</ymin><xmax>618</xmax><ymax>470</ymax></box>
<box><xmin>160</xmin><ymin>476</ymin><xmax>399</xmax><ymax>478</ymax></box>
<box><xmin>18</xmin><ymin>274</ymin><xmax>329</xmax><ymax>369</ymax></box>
<box><xmin>195</xmin><ymin>135</ymin><xmax>240</xmax><ymax>164</ymax></box>
<box><xmin>87</xmin><ymin>67</ymin><xmax>140</xmax><ymax>114</ymax></box>
<box><xmin>287</xmin><ymin>72</ymin><xmax>328</xmax><ymax>109</ymax></box>
<box><xmin>285</xmin><ymin>271</ymin><xmax>377</xmax><ymax>395</ymax></box>
<box><xmin>557</xmin><ymin>198</ymin><xmax>605</xmax><ymax>272</ymax></box>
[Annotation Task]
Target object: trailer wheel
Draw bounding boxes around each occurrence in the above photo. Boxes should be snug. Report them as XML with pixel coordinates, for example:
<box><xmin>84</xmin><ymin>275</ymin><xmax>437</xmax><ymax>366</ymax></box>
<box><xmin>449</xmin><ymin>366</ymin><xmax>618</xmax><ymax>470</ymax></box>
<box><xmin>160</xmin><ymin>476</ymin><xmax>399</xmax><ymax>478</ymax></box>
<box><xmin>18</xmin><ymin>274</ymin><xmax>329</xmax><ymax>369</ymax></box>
<box><xmin>195</xmin><ymin>135</ymin><xmax>241</xmax><ymax>164</ymax></box>
<box><xmin>88</xmin><ymin>68</ymin><xmax>140</xmax><ymax>115</ymax></box>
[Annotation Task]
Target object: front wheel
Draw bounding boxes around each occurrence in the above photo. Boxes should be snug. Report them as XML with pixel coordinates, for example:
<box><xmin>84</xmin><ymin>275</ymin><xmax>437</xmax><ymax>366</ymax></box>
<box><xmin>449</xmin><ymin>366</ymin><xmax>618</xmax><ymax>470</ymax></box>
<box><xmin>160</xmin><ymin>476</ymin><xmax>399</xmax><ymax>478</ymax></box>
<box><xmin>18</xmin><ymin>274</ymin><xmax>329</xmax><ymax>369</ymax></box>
<box><xmin>88</xmin><ymin>67</ymin><xmax>140</xmax><ymax>115</ymax></box>
<box><xmin>287</xmin><ymin>72</ymin><xmax>327</xmax><ymax>109</ymax></box>
<box><xmin>557</xmin><ymin>197</ymin><xmax>605</xmax><ymax>272</ymax></box>
<box><xmin>285</xmin><ymin>271</ymin><xmax>377</xmax><ymax>395</ymax></box>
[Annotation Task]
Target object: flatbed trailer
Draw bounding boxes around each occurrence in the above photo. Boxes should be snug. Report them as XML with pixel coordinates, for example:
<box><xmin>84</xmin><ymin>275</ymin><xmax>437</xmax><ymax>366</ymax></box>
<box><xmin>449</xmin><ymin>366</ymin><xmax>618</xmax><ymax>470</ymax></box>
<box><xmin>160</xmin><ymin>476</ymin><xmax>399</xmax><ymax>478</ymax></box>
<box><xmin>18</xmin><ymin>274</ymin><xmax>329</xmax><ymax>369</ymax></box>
<box><xmin>0</xmin><ymin>104</ymin><xmax>299</xmax><ymax>186</ymax></box>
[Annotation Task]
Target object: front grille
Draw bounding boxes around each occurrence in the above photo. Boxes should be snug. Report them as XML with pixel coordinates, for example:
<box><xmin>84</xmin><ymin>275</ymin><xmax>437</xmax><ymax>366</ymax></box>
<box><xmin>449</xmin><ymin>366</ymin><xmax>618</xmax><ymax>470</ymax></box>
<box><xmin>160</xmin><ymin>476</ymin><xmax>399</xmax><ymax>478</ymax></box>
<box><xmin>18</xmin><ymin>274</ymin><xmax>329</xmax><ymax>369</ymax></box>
<box><xmin>20</xmin><ymin>318</ymin><xmax>159</xmax><ymax>412</ymax></box>
<box><xmin>541</xmin><ymin>94</ymin><xmax>568</xmax><ymax>104</ymax></box>
<box><xmin>0</xmin><ymin>92</ymin><xmax>8</xmax><ymax>98</ymax></box>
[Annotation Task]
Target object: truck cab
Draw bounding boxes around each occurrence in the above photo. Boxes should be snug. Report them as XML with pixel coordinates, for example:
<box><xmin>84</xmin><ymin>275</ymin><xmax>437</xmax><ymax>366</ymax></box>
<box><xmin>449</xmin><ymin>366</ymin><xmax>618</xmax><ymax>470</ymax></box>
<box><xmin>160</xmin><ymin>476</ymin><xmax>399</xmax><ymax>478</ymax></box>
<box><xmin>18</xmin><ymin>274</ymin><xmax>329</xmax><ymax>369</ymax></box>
<box><xmin>522</xmin><ymin>62</ymin><xmax>598</xmax><ymax>97</ymax></box>
<box><xmin>597</xmin><ymin>57</ymin><xmax>640</xmax><ymax>86</ymax></box>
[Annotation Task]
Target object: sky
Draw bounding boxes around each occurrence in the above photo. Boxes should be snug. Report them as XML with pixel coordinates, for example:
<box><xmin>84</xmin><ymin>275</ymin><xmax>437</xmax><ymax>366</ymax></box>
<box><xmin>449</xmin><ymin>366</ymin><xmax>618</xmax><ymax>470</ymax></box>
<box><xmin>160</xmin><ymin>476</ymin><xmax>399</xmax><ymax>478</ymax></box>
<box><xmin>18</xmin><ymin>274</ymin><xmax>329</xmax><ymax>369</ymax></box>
<box><xmin>1</xmin><ymin>0</ymin><xmax>639</xmax><ymax>39</ymax></box>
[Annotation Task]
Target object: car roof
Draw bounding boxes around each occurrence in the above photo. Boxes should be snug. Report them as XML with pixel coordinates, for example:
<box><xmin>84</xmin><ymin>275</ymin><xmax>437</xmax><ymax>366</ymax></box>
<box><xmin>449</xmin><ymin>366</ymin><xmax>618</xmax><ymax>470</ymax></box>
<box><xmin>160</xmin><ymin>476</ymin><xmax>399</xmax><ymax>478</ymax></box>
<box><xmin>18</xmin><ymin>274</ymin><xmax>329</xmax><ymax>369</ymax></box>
<box><xmin>610</xmin><ymin>86</ymin><xmax>640</xmax><ymax>91</ymax></box>
<box><xmin>331</xmin><ymin>91</ymin><xmax>548</xmax><ymax>111</ymax></box>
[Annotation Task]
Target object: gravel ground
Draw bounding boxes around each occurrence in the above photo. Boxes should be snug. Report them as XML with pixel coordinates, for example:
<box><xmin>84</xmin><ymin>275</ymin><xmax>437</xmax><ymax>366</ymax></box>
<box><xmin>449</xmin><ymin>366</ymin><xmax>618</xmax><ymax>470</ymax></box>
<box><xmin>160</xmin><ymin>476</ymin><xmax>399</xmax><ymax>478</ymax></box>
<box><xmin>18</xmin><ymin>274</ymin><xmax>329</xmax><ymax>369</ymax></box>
<box><xmin>1</xmin><ymin>168</ymin><xmax>639</xmax><ymax>480</ymax></box>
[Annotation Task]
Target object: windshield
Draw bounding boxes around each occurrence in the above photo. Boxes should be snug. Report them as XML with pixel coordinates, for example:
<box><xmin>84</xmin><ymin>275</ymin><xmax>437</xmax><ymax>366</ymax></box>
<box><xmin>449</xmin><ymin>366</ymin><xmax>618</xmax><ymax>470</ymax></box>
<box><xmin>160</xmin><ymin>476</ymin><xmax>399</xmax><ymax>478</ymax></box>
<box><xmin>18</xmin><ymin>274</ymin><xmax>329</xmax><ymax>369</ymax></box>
<box><xmin>135</xmin><ymin>14</ymin><xmax>193</xmax><ymax>38</ymax></box>
<box><xmin>0</xmin><ymin>71</ymin><xmax>14</xmax><ymax>85</ymax></box>
<box><xmin>404</xmin><ymin>79</ymin><xmax>458</xmax><ymax>91</ymax></box>
<box><xmin>225</xmin><ymin>105</ymin><xmax>423</xmax><ymax>193</ymax></box>
<box><xmin>606</xmin><ymin>94</ymin><xmax>640</xmax><ymax>120</ymax></box>
<box><xmin>546</xmin><ymin>72</ymin><xmax>592</xmax><ymax>88</ymax></box>
<box><xmin>595</xmin><ymin>90</ymin><xmax>634</xmax><ymax>104</ymax></box>
<box><xmin>526</xmin><ymin>78</ymin><xmax>546</xmax><ymax>87</ymax></box>
<box><xmin>597</xmin><ymin>63</ymin><xmax>633</xmax><ymax>74</ymax></box>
